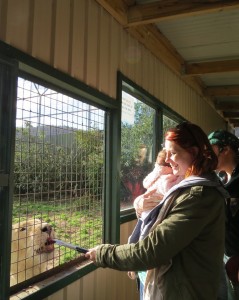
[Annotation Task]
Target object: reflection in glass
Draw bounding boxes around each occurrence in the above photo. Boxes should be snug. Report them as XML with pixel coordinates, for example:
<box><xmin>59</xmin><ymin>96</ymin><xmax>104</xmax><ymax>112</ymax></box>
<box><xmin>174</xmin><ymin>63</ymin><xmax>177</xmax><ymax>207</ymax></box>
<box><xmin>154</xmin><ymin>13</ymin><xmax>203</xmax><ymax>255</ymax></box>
<box><xmin>120</xmin><ymin>92</ymin><xmax>154</xmax><ymax>210</ymax></box>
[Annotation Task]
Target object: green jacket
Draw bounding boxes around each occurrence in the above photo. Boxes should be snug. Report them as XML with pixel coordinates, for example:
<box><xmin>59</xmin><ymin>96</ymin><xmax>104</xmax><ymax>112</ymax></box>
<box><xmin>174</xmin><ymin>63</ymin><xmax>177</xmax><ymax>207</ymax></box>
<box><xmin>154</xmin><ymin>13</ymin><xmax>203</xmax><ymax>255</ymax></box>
<box><xmin>95</xmin><ymin>179</ymin><xmax>226</xmax><ymax>299</ymax></box>
<box><xmin>223</xmin><ymin>163</ymin><xmax>239</xmax><ymax>256</ymax></box>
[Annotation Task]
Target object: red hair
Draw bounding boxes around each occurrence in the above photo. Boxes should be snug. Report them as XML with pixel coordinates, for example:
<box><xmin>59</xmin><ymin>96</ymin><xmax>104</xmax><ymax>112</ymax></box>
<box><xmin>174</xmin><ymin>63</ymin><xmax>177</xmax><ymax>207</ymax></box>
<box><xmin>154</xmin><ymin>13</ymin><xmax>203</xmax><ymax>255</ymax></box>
<box><xmin>165</xmin><ymin>122</ymin><xmax>218</xmax><ymax>177</ymax></box>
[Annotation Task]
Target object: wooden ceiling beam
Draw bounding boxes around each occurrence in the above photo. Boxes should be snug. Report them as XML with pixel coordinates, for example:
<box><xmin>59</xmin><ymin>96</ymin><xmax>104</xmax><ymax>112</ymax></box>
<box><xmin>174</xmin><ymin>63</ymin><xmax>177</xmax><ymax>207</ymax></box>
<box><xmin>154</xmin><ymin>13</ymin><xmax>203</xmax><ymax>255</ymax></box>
<box><xmin>206</xmin><ymin>85</ymin><xmax>239</xmax><ymax>96</ymax></box>
<box><xmin>224</xmin><ymin>111</ymin><xmax>239</xmax><ymax>118</ymax></box>
<box><xmin>95</xmin><ymin>0</ymin><xmax>203</xmax><ymax>93</ymax></box>
<box><xmin>127</xmin><ymin>0</ymin><xmax>239</xmax><ymax>26</ymax></box>
<box><xmin>95</xmin><ymin>0</ymin><xmax>128</xmax><ymax>25</ymax></box>
<box><xmin>215</xmin><ymin>102</ymin><xmax>239</xmax><ymax>111</ymax></box>
<box><xmin>231</xmin><ymin>122</ymin><xmax>239</xmax><ymax>126</ymax></box>
<box><xmin>184</xmin><ymin>59</ymin><xmax>239</xmax><ymax>75</ymax></box>
<box><xmin>228</xmin><ymin>118</ymin><xmax>239</xmax><ymax>126</ymax></box>
<box><xmin>123</xmin><ymin>0</ymin><xmax>135</xmax><ymax>6</ymax></box>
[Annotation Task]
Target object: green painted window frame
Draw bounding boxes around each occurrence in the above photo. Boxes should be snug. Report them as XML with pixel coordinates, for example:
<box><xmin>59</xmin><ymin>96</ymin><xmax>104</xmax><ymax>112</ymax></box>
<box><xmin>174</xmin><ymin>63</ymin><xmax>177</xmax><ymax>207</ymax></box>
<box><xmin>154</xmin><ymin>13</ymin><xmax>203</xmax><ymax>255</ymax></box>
<box><xmin>0</xmin><ymin>41</ymin><xmax>120</xmax><ymax>300</ymax></box>
<box><xmin>117</xmin><ymin>72</ymin><xmax>184</xmax><ymax>222</ymax></box>
<box><xmin>0</xmin><ymin>41</ymin><xmax>184</xmax><ymax>300</ymax></box>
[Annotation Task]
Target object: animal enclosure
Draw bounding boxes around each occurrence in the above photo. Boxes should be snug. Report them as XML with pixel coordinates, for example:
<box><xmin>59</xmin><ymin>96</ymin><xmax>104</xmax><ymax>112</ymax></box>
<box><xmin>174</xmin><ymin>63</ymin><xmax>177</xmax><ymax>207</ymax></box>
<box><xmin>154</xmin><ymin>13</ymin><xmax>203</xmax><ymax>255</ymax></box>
<box><xmin>11</xmin><ymin>77</ymin><xmax>105</xmax><ymax>286</ymax></box>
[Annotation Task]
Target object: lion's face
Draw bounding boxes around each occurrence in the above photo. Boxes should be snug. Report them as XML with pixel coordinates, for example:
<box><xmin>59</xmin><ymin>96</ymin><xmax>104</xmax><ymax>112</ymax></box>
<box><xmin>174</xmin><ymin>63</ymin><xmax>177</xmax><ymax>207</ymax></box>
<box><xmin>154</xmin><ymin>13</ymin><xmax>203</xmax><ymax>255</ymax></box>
<box><xmin>11</xmin><ymin>219</ymin><xmax>55</xmax><ymax>257</ymax></box>
<box><xmin>11</xmin><ymin>219</ymin><xmax>56</xmax><ymax>285</ymax></box>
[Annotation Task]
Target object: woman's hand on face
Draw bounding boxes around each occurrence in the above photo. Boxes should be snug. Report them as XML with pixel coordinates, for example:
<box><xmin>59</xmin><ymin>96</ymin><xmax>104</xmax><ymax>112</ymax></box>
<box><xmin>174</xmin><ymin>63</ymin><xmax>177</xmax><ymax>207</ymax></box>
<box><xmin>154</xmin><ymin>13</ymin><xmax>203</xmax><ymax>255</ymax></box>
<box><xmin>85</xmin><ymin>247</ymin><xmax>98</xmax><ymax>262</ymax></box>
<box><xmin>133</xmin><ymin>189</ymin><xmax>163</xmax><ymax>217</ymax></box>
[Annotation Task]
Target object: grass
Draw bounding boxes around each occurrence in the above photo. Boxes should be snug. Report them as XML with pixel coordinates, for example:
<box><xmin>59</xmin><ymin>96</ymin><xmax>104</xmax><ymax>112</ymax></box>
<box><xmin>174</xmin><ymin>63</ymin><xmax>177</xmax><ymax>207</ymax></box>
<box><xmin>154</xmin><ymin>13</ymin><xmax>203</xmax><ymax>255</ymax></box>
<box><xmin>12</xmin><ymin>196</ymin><xmax>103</xmax><ymax>264</ymax></box>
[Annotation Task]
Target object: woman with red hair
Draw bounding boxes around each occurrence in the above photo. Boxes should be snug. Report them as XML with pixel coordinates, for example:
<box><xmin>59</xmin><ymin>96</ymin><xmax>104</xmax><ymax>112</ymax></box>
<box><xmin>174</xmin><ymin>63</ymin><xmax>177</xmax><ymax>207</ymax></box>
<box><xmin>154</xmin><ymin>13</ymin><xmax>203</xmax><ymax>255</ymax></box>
<box><xmin>85</xmin><ymin>122</ymin><xmax>228</xmax><ymax>300</ymax></box>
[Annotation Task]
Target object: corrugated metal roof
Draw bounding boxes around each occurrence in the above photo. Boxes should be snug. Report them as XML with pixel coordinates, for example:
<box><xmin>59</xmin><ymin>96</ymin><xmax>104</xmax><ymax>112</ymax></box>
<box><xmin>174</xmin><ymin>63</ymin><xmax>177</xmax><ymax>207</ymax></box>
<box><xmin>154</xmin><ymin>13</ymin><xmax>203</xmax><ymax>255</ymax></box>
<box><xmin>201</xmin><ymin>72</ymin><xmax>239</xmax><ymax>86</ymax></box>
<box><xmin>156</xmin><ymin>9</ymin><xmax>239</xmax><ymax>62</ymax></box>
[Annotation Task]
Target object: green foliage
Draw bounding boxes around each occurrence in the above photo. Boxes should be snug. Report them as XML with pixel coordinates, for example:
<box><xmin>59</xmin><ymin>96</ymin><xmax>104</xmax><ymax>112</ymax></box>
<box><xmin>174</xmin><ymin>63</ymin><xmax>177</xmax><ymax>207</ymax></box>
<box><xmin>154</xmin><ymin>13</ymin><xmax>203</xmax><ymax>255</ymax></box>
<box><xmin>14</xmin><ymin>122</ymin><xmax>104</xmax><ymax>199</ymax></box>
<box><xmin>162</xmin><ymin>115</ymin><xmax>179</xmax><ymax>141</ymax></box>
<box><xmin>121</xmin><ymin>101</ymin><xmax>154</xmax><ymax>169</ymax></box>
<box><xmin>120</xmin><ymin>99</ymin><xmax>180</xmax><ymax>206</ymax></box>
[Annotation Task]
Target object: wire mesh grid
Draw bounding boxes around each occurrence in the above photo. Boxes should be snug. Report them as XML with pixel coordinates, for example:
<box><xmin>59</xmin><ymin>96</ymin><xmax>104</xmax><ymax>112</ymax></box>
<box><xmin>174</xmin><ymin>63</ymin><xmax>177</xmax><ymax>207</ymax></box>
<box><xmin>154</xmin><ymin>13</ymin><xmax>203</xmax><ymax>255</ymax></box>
<box><xmin>11</xmin><ymin>78</ymin><xmax>105</xmax><ymax>287</ymax></box>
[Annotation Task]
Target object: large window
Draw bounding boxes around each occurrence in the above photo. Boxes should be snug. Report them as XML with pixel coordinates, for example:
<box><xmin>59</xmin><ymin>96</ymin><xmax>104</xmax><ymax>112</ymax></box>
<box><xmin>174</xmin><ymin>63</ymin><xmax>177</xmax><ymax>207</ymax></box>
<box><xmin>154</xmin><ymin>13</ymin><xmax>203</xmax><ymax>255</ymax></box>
<box><xmin>0</xmin><ymin>55</ymin><xmax>183</xmax><ymax>299</ymax></box>
<box><xmin>120</xmin><ymin>91</ymin><xmax>155</xmax><ymax>210</ymax></box>
<box><xmin>119</xmin><ymin>76</ymin><xmax>182</xmax><ymax>212</ymax></box>
<box><xmin>9</xmin><ymin>74</ymin><xmax>112</xmax><ymax>297</ymax></box>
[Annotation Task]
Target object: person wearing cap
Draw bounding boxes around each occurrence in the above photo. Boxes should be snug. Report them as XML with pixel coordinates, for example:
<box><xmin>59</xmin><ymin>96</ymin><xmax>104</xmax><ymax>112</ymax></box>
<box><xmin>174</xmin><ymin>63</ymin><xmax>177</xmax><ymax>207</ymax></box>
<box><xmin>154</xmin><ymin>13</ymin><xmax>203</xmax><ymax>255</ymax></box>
<box><xmin>208</xmin><ymin>130</ymin><xmax>239</xmax><ymax>300</ymax></box>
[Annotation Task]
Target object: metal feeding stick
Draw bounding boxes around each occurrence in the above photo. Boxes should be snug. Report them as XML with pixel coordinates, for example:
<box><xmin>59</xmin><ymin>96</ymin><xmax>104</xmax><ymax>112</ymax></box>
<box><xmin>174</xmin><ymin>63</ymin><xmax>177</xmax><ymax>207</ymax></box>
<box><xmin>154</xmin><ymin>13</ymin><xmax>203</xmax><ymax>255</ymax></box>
<box><xmin>53</xmin><ymin>239</ymin><xmax>88</xmax><ymax>254</ymax></box>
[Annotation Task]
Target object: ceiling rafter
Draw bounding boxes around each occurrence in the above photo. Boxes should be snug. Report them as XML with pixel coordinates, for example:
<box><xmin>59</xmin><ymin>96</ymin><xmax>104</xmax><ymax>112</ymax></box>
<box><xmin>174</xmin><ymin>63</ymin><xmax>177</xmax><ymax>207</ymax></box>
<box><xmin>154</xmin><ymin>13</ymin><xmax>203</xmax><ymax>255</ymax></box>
<box><xmin>215</xmin><ymin>102</ymin><xmax>239</xmax><ymax>111</ymax></box>
<box><xmin>228</xmin><ymin>118</ymin><xmax>239</xmax><ymax>124</ymax></box>
<box><xmin>96</xmin><ymin>0</ymin><xmax>207</xmax><ymax>96</ymax></box>
<box><xmin>184</xmin><ymin>59</ymin><xmax>239</xmax><ymax>75</ymax></box>
<box><xmin>127</xmin><ymin>0</ymin><xmax>239</xmax><ymax>26</ymax></box>
<box><xmin>206</xmin><ymin>85</ymin><xmax>239</xmax><ymax>96</ymax></box>
<box><xmin>95</xmin><ymin>0</ymin><xmax>128</xmax><ymax>25</ymax></box>
<box><xmin>224</xmin><ymin>111</ymin><xmax>239</xmax><ymax>118</ymax></box>
<box><xmin>123</xmin><ymin>0</ymin><xmax>135</xmax><ymax>5</ymax></box>
<box><xmin>231</xmin><ymin>123</ymin><xmax>239</xmax><ymax>126</ymax></box>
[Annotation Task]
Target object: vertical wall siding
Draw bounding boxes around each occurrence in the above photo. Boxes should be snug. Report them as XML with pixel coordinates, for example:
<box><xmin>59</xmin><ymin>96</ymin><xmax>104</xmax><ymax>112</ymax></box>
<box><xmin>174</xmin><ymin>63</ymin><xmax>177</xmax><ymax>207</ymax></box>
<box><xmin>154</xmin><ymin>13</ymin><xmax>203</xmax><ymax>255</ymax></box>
<box><xmin>71</xmin><ymin>0</ymin><xmax>87</xmax><ymax>81</ymax></box>
<box><xmin>1</xmin><ymin>0</ymin><xmax>225</xmax><ymax>131</ymax></box>
<box><xmin>32</xmin><ymin>0</ymin><xmax>53</xmax><ymax>63</ymax></box>
<box><xmin>54</xmin><ymin>0</ymin><xmax>71</xmax><ymax>72</ymax></box>
<box><xmin>0</xmin><ymin>0</ymin><xmax>226</xmax><ymax>299</ymax></box>
<box><xmin>44</xmin><ymin>221</ymin><xmax>138</xmax><ymax>300</ymax></box>
<box><xmin>98</xmin><ymin>7</ymin><xmax>110</xmax><ymax>94</ymax></box>
<box><xmin>108</xmin><ymin>17</ymin><xmax>120</xmax><ymax>97</ymax></box>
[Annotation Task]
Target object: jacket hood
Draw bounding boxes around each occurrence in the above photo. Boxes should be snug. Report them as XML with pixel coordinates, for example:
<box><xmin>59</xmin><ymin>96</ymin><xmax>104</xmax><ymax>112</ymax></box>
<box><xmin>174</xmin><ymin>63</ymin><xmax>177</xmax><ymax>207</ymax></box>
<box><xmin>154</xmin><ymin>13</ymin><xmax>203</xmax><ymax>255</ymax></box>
<box><xmin>163</xmin><ymin>172</ymin><xmax>229</xmax><ymax>201</ymax></box>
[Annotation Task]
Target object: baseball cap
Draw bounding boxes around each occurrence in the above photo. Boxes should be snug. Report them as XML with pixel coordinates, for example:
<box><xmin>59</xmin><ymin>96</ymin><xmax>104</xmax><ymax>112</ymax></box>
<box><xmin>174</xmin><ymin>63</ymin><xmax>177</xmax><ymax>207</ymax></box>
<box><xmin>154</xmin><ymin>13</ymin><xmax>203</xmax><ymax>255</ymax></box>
<box><xmin>208</xmin><ymin>130</ymin><xmax>239</xmax><ymax>150</ymax></box>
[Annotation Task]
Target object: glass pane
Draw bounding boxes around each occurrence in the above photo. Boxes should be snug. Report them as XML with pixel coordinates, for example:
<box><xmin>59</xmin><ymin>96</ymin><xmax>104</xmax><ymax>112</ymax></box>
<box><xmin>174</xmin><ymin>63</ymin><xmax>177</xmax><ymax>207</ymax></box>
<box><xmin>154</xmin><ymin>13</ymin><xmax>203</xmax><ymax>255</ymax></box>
<box><xmin>163</xmin><ymin>115</ymin><xmax>178</xmax><ymax>133</ymax></box>
<box><xmin>162</xmin><ymin>115</ymin><xmax>179</xmax><ymax>144</ymax></box>
<box><xmin>120</xmin><ymin>91</ymin><xmax>155</xmax><ymax>210</ymax></box>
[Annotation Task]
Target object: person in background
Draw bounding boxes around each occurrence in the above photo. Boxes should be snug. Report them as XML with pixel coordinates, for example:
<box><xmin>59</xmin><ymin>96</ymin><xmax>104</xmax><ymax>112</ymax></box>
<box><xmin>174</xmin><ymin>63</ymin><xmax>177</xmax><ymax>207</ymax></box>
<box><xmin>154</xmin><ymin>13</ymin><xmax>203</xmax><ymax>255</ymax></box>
<box><xmin>208</xmin><ymin>130</ymin><xmax>239</xmax><ymax>300</ymax></box>
<box><xmin>85</xmin><ymin>122</ymin><xmax>228</xmax><ymax>300</ymax></box>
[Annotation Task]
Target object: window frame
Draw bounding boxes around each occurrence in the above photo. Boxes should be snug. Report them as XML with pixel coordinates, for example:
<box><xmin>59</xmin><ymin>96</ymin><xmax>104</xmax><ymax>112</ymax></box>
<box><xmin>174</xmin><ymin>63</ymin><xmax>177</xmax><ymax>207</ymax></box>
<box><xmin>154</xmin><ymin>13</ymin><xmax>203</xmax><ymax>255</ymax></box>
<box><xmin>0</xmin><ymin>54</ymin><xmax>18</xmax><ymax>300</ymax></box>
<box><xmin>0</xmin><ymin>40</ymin><xmax>185</xmax><ymax>299</ymax></box>
<box><xmin>0</xmin><ymin>41</ymin><xmax>121</xmax><ymax>299</ymax></box>
<box><xmin>117</xmin><ymin>72</ymin><xmax>184</xmax><ymax>222</ymax></box>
